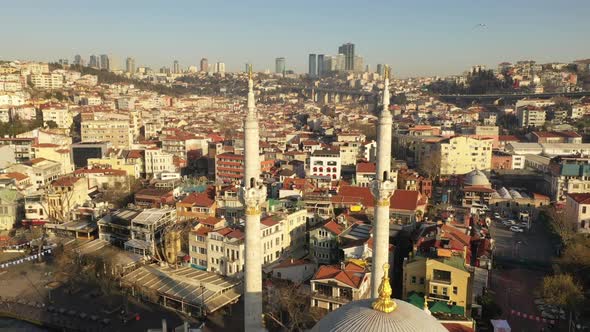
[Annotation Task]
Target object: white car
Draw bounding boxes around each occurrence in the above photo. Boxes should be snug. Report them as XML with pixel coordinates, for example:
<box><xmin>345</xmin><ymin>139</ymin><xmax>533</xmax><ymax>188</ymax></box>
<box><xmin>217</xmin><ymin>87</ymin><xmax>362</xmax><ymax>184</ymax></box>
<box><xmin>510</xmin><ymin>226</ymin><xmax>524</xmax><ymax>233</ymax></box>
<box><xmin>493</xmin><ymin>213</ymin><xmax>501</xmax><ymax>219</ymax></box>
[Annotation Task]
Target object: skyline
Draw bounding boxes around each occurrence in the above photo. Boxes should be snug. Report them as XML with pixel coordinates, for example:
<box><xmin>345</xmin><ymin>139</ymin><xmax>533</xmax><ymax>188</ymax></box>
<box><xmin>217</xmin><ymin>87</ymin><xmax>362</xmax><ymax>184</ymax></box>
<box><xmin>2</xmin><ymin>0</ymin><xmax>590</xmax><ymax>77</ymax></box>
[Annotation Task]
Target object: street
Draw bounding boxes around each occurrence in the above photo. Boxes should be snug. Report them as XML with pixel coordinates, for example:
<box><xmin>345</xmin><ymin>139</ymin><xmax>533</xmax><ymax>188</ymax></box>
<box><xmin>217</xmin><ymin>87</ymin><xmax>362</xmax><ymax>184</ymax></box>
<box><xmin>489</xmin><ymin>218</ymin><xmax>562</xmax><ymax>332</ymax></box>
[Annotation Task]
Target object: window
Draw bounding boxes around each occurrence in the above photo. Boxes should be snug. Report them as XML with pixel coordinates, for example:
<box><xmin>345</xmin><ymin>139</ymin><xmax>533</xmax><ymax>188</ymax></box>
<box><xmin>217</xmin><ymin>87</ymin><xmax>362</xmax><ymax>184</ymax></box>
<box><xmin>583</xmin><ymin>207</ymin><xmax>587</xmax><ymax>214</ymax></box>
<box><xmin>411</xmin><ymin>276</ymin><xmax>416</xmax><ymax>284</ymax></box>
<box><xmin>432</xmin><ymin>285</ymin><xmax>438</xmax><ymax>294</ymax></box>
<box><xmin>419</xmin><ymin>277</ymin><xmax>425</xmax><ymax>285</ymax></box>
<box><xmin>453</xmin><ymin>286</ymin><xmax>458</xmax><ymax>295</ymax></box>
<box><xmin>442</xmin><ymin>287</ymin><xmax>448</xmax><ymax>296</ymax></box>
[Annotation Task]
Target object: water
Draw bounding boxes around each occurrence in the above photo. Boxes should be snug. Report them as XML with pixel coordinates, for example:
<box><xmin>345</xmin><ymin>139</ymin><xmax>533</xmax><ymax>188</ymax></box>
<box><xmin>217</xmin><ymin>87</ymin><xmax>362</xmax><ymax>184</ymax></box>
<box><xmin>0</xmin><ymin>318</ymin><xmax>49</xmax><ymax>332</ymax></box>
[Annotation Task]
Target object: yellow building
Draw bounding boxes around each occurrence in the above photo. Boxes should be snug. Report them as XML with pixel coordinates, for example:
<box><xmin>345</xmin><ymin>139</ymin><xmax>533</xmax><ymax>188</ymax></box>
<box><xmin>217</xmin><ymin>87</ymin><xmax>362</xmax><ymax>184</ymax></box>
<box><xmin>46</xmin><ymin>176</ymin><xmax>89</xmax><ymax>223</ymax></box>
<box><xmin>426</xmin><ymin>136</ymin><xmax>492</xmax><ymax>176</ymax></box>
<box><xmin>32</xmin><ymin>143</ymin><xmax>74</xmax><ymax>175</ymax></box>
<box><xmin>81</xmin><ymin>119</ymin><xmax>132</xmax><ymax>149</ymax></box>
<box><xmin>87</xmin><ymin>155</ymin><xmax>141</xmax><ymax>179</ymax></box>
<box><xmin>403</xmin><ymin>254</ymin><xmax>472</xmax><ymax>314</ymax></box>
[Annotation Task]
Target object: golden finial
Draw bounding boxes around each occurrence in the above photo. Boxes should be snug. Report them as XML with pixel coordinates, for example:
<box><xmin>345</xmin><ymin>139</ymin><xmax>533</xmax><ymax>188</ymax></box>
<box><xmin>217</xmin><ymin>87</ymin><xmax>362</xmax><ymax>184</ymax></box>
<box><xmin>248</xmin><ymin>64</ymin><xmax>253</xmax><ymax>80</ymax></box>
<box><xmin>372</xmin><ymin>263</ymin><xmax>397</xmax><ymax>313</ymax></box>
<box><xmin>384</xmin><ymin>65</ymin><xmax>390</xmax><ymax>80</ymax></box>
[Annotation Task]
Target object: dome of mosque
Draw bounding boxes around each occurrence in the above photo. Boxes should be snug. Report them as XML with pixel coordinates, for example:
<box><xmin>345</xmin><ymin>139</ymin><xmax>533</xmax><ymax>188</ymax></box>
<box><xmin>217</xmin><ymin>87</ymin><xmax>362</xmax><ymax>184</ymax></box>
<box><xmin>463</xmin><ymin>169</ymin><xmax>490</xmax><ymax>187</ymax></box>
<box><xmin>311</xmin><ymin>264</ymin><xmax>447</xmax><ymax>332</ymax></box>
<box><xmin>310</xmin><ymin>298</ymin><xmax>448</xmax><ymax>332</ymax></box>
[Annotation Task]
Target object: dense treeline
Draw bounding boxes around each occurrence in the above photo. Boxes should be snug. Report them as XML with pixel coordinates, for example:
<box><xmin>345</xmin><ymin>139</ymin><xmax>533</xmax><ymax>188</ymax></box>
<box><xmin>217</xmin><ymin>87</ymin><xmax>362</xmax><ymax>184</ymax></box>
<box><xmin>426</xmin><ymin>69</ymin><xmax>516</xmax><ymax>95</ymax></box>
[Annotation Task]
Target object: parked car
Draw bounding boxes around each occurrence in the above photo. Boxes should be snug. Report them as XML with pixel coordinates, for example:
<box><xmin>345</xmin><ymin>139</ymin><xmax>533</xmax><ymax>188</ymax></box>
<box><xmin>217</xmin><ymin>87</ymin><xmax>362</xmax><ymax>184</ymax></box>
<box><xmin>510</xmin><ymin>226</ymin><xmax>524</xmax><ymax>233</ymax></box>
<box><xmin>493</xmin><ymin>213</ymin><xmax>501</xmax><ymax>219</ymax></box>
<box><xmin>518</xmin><ymin>222</ymin><xmax>528</xmax><ymax>228</ymax></box>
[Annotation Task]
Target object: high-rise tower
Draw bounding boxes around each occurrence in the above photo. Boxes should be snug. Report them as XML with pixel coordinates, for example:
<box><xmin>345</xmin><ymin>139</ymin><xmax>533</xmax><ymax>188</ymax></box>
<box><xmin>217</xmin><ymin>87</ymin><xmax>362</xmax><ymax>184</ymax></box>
<box><xmin>308</xmin><ymin>54</ymin><xmax>317</xmax><ymax>77</ymax></box>
<box><xmin>126</xmin><ymin>57</ymin><xmax>136</xmax><ymax>74</ymax></box>
<box><xmin>239</xmin><ymin>64</ymin><xmax>267</xmax><ymax>332</ymax></box>
<box><xmin>275</xmin><ymin>57</ymin><xmax>286</xmax><ymax>75</ymax></box>
<box><xmin>200</xmin><ymin>58</ymin><xmax>208</xmax><ymax>72</ymax></box>
<box><xmin>370</xmin><ymin>65</ymin><xmax>395</xmax><ymax>298</ymax></box>
<box><xmin>338</xmin><ymin>43</ymin><xmax>355</xmax><ymax>71</ymax></box>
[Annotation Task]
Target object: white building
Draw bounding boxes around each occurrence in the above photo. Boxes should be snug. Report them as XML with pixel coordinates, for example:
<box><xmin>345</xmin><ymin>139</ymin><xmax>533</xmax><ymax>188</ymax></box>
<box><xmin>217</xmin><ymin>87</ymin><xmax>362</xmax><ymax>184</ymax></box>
<box><xmin>29</xmin><ymin>73</ymin><xmax>64</xmax><ymax>89</ymax></box>
<box><xmin>310</xmin><ymin>150</ymin><xmax>341</xmax><ymax>180</ymax></box>
<box><xmin>144</xmin><ymin>148</ymin><xmax>176</xmax><ymax>176</ymax></box>
<box><xmin>565</xmin><ymin>193</ymin><xmax>590</xmax><ymax>233</ymax></box>
<box><xmin>516</xmin><ymin>106</ymin><xmax>546</xmax><ymax>128</ymax></box>
<box><xmin>41</xmin><ymin>105</ymin><xmax>72</xmax><ymax>130</ymax></box>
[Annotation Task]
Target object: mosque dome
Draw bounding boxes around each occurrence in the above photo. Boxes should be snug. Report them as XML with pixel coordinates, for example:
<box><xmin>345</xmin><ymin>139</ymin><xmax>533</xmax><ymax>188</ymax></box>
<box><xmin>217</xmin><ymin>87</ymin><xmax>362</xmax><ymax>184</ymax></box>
<box><xmin>311</xmin><ymin>264</ymin><xmax>447</xmax><ymax>332</ymax></box>
<box><xmin>463</xmin><ymin>169</ymin><xmax>490</xmax><ymax>187</ymax></box>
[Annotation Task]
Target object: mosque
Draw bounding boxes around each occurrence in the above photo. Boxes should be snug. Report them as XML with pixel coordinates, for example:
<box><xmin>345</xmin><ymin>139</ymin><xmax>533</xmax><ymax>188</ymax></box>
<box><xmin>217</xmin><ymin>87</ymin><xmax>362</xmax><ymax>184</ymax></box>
<box><xmin>240</xmin><ymin>66</ymin><xmax>448</xmax><ymax>331</ymax></box>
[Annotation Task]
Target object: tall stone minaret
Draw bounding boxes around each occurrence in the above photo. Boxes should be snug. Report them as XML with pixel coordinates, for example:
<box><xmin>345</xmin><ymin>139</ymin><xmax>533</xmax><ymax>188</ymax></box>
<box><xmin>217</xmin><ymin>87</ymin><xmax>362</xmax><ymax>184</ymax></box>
<box><xmin>239</xmin><ymin>64</ymin><xmax>267</xmax><ymax>332</ymax></box>
<box><xmin>370</xmin><ymin>65</ymin><xmax>396</xmax><ymax>299</ymax></box>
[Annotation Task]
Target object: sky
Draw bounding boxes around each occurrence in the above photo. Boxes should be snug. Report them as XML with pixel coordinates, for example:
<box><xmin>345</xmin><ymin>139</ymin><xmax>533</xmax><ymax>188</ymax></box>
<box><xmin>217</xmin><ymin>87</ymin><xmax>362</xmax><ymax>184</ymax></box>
<box><xmin>2</xmin><ymin>0</ymin><xmax>590</xmax><ymax>77</ymax></box>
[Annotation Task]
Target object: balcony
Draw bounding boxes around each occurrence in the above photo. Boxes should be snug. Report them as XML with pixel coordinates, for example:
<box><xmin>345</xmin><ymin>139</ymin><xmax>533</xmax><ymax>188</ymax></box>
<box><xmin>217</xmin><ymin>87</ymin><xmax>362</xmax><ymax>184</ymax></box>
<box><xmin>311</xmin><ymin>292</ymin><xmax>352</xmax><ymax>305</ymax></box>
<box><xmin>428</xmin><ymin>293</ymin><xmax>450</xmax><ymax>301</ymax></box>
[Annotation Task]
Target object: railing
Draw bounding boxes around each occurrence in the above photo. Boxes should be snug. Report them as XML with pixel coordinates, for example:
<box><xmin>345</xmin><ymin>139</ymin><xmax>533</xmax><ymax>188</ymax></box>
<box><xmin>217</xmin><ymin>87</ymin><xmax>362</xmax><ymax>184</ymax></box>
<box><xmin>428</xmin><ymin>293</ymin><xmax>450</xmax><ymax>301</ymax></box>
<box><xmin>311</xmin><ymin>292</ymin><xmax>352</xmax><ymax>305</ymax></box>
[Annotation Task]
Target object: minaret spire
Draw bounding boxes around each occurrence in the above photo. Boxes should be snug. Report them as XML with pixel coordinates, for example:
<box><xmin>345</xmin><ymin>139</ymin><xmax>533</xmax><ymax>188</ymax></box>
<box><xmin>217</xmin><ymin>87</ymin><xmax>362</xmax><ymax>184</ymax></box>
<box><xmin>370</xmin><ymin>65</ymin><xmax>395</xmax><ymax>299</ymax></box>
<box><xmin>247</xmin><ymin>64</ymin><xmax>256</xmax><ymax>117</ymax></box>
<box><xmin>239</xmin><ymin>63</ymin><xmax>267</xmax><ymax>332</ymax></box>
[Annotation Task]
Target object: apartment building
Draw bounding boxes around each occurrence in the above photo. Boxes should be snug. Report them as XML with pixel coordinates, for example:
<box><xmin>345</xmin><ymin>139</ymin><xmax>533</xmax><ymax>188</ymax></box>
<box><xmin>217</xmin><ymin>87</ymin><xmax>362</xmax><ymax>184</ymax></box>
<box><xmin>310</xmin><ymin>262</ymin><xmax>371</xmax><ymax>312</ymax></box>
<box><xmin>144</xmin><ymin>148</ymin><xmax>176</xmax><ymax>176</ymax></box>
<box><xmin>81</xmin><ymin>119</ymin><xmax>132</xmax><ymax>149</ymax></box>
<box><xmin>124</xmin><ymin>207</ymin><xmax>176</xmax><ymax>256</ymax></box>
<box><xmin>516</xmin><ymin>106</ymin><xmax>546</xmax><ymax>128</ymax></box>
<box><xmin>310</xmin><ymin>219</ymin><xmax>344</xmax><ymax>264</ymax></box>
<box><xmin>427</xmin><ymin>136</ymin><xmax>492</xmax><ymax>176</ymax></box>
<box><xmin>214</xmin><ymin>153</ymin><xmax>274</xmax><ymax>183</ymax></box>
<box><xmin>32</xmin><ymin>143</ymin><xmax>74</xmax><ymax>174</ymax></box>
<box><xmin>177</xmin><ymin>191</ymin><xmax>216</xmax><ymax>221</ymax></box>
<box><xmin>309</xmin><ymin>150</ymin><xmax>341</xmax><ymax>180</ymax></box>
<box><xmin>6</xmin><ymin>158</ymin><xmax>62</xmax><ymax>190</ymax></box>
<box><xmin>403</xmin><ymin>254</ymin><xmax>472</xmax><ymax>317</ymax></box>
<box><xmin>565</xmin><ymin>193</ymin><xmax>590</xmax><ymax>233</ymax></box>
<box><xmin>29</xmin><ymin>73</ymin><xmax>64</xmax><ymax>89</ymax></box>
<box><xmin>188</xmin><ymin>217</ymin><xmax>228</xmax><ymax>270</ymax></box>
<box><xmin>46</xmin><ymin>176</ymin><xmax>89</xmax><ymax>223</ymax></box>
<box><xmin>41</xmin><ymin>104</ymin><xmax>72</xmax><ymax>130</ymax></box>
<box><xmin>0</xmin><ymin>137</ymin><xmax>34</xmax><ymax>162</ymax></box>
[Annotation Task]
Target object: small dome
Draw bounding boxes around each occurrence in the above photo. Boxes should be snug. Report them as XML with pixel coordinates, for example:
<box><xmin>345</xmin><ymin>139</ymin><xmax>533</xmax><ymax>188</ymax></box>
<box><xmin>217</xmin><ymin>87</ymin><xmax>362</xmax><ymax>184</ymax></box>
<box><xmin>463</xmin><ymin>169</ymin><xmax>490</xmax><ymax>187</ymax></box>
<box><xmin>310</xmin><ymin>298</ymin><xmax>448</xmax><ymax>332</ymax></box>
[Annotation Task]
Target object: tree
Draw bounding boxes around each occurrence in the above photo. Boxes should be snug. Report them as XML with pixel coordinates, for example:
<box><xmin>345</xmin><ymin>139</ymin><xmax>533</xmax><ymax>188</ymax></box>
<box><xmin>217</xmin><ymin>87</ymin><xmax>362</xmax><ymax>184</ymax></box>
<box><xmin>539</xmin><ymin>274</ymin><xmax>583</xmax><ymax>310</ymax></box>
<box><xmin>542</xmin><ymin>207</ymin><xmax>577</xmax><ymax>245</ymax></box>
<box><xmin>45</xmin><ymin>120</ymin><xmax>58</xmax><ymax>129</ymax></box>
<box><xmin>556</xmin><ymin>235</ymin><xmax>590</xmax><ymax>287</ymax></box>
<box><xmin>266</xmin><ymin>282</ymin><xmax>324</xmax><ymax>331</ymax></box>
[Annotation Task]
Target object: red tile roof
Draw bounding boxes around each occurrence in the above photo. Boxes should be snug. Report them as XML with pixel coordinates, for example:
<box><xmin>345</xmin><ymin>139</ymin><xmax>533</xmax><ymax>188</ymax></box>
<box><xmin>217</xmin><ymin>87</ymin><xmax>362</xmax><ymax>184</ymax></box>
<box><xmin>0</xmin><ymin>172</ymin><xmax>29</xmax><ymax>181</ymax></box>
<box><xmin>200</xmin><ymin>217</ymin><xmax>222</xmax><ymax>226</ymax></box>
<box><xmin>322</xmin><ymin>220</ymin><xmax>344</xmax><ymax>235</ymax></box>
<box><xmin>356</xmin><ymin>162</ymin><xmax>376</xmax><ymax>173</ymax></box>
<box><xmin>52</xmin><ymin>176</ymin><xmax>81</xmax><ymax>187</ymax></box>
<box><xmin>181</xmin><ymin>192</ymin><xmax>215</xmax><ymax>207</ymax></box>
<box><xmin>312</xmin><ymin>262</ymin><xmax>367</xmax><ymax>289</ymax></box>
<box><xmin>568</xmin><ymin>192</ymin><xmax>590</xmax><ymax>204</ymax></box>
<box><xmin>273</xmin><ymin>259</ymin><xmax>313</xmax><ymax>269</ymax></box>
<box><xmin>390</xmin><ymin>190</ymin><xmax>421</xmax><ymax>211</ymax></box>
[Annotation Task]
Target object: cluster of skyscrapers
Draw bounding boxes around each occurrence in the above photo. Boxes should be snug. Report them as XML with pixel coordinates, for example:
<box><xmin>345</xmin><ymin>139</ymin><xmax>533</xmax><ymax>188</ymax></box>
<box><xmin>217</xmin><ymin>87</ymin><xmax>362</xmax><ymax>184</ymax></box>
<box><xmin>198</xmin><ymin>58</ymin><xmax>225</xmax><ymax>74</ymax></box>
<box><xmin>84</xmin><ymin>54</ymin><xmax>119</xmax><ymax>71</ymax></box>
<box><xmin>308</xmin><ymin>43</ymin><xmax>364</xmax><ymax>77</ymax></box>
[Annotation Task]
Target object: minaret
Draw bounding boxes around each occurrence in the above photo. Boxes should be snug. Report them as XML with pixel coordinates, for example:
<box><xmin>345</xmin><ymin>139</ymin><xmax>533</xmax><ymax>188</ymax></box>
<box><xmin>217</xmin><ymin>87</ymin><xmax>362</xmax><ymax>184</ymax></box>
<box><xmin>370</xmin><ymin>65</ymin><xmax>395</xmax><ymax>299</ymax></box>
<box><xmin>239</xmin><ymin>64</ymin><xmax>267</xmax><ymax>332</ymax></box>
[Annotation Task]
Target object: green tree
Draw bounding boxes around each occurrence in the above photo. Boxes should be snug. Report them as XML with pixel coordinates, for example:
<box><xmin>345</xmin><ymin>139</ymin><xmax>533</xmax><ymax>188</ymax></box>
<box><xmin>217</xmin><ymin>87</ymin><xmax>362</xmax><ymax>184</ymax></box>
<box><xmin>539</xmin><ymin>274</ymin><xmax>583</xmax><ymax>310</ymax></box>
<box><xmin>45</xmin><ymin>120</ymin><xmax>58</xmax><ymax>129</ymax></box>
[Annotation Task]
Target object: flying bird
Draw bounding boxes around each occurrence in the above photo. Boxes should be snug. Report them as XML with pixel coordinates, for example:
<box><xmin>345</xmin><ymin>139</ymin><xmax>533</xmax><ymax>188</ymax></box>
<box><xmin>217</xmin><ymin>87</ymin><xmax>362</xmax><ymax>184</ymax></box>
<box><xmin>473</xmin><ymin>23</ymin><xmax>487</xmax><ymax>30</ymax></box>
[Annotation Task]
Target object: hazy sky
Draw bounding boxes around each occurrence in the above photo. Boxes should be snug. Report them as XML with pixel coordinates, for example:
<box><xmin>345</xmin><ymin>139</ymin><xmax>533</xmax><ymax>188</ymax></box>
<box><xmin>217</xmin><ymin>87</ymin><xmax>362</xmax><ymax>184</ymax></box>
<box><xmin>2</xmin><ymin>0</ymin><xmax>590</xmax><ymax>77</ymax></box>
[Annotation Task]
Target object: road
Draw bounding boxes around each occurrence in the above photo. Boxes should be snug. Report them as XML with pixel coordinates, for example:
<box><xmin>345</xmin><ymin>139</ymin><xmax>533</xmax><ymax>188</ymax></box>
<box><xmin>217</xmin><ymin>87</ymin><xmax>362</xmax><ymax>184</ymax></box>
<box><xmin>489</xmin><ymin>219</ymin><xmax>563</xmax><ymax>332</ymax></box>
